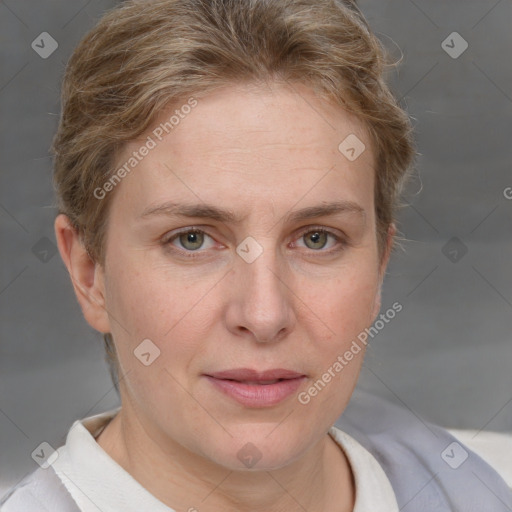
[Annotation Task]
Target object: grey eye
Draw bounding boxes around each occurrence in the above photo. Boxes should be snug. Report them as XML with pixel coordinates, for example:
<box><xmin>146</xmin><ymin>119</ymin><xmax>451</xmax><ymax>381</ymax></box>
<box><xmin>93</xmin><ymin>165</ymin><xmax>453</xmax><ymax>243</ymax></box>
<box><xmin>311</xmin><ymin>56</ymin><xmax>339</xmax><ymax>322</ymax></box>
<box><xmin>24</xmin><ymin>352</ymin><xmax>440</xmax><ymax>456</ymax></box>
<box><xmin>178</xmin><ymin>231</ymin><xmax>204</xmax><ymax>250</ymax></box>
<box><xmin>303</xmin><ymin>230</ymin><xmax>328</xmax><ymax>250</ymax></box>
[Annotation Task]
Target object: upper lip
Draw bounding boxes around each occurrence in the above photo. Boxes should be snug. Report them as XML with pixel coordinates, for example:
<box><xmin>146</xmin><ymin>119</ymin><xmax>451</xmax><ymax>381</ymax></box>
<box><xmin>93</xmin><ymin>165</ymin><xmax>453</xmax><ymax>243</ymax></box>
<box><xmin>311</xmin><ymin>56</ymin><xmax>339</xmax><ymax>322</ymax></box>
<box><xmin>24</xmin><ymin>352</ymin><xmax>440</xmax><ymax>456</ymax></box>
<box><xmin>204</xmin><ymin>368</ymin><xmax>306</xmax><ymax>382</ymax></box>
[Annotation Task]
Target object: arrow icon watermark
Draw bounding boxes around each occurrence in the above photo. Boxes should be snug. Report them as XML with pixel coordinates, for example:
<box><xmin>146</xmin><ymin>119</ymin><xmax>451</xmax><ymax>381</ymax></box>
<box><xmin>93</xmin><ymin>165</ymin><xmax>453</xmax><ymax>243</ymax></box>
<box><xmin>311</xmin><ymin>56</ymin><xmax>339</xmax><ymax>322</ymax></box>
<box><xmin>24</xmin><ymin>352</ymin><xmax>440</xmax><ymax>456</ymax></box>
<box><xmin>236</xmin><ymin>236</ymin><xmax>263</xmax><ymax>263</ymax></box>
<box><xmin>31</xmin><ymin>32</ymin><xmax>58</xmax><ymax>59</ymax></box>
<box><xmin>134</xmin><ymin>338</ymin><xmax>161</xmax><ymax>366</ymax></box>
<box><xmin>31</xmin><ymin>442</ymin><xmax>59</xmax><ymax>469</ymax></box>
<box><xmin>338</xmin><ymin>133</ymin><xmax>366</xmax><ymax>161</ymax></box>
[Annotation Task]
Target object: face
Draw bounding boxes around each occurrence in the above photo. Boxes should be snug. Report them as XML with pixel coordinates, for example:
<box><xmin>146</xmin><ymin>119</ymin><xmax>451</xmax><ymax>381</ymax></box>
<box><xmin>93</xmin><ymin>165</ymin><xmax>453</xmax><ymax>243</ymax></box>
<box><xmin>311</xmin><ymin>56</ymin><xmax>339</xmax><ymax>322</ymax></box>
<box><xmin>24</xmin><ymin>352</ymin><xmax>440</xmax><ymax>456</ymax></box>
<box><xmin>86</xmin><ymin>82</ymin><xmax>388</xmax><ymax>470</ymax></box>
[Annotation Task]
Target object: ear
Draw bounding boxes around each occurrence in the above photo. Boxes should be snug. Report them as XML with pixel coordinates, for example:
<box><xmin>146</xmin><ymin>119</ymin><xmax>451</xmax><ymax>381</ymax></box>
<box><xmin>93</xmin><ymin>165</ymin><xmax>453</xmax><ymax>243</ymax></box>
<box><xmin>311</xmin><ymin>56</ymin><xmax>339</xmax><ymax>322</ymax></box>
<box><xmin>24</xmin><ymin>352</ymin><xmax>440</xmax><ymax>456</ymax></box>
<box><xmin>54</xmin><ymin>214</ymin><xmax>111</xmax><ymax>333</ymax></box>
<box><xmin>371</xmin><ymin>223</ymin><xmax>396</xmax><ymax>320</ymax></box>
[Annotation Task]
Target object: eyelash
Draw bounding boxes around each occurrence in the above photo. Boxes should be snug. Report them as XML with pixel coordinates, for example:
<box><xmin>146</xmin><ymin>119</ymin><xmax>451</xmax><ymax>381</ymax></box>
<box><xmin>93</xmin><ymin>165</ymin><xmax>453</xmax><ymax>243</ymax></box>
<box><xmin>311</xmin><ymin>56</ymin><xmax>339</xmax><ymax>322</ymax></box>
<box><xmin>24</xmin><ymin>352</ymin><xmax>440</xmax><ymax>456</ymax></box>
<box><xmin>162</xmin><ymin>226</ymin><xmax>348</xmax><ymax>259</ymax></box>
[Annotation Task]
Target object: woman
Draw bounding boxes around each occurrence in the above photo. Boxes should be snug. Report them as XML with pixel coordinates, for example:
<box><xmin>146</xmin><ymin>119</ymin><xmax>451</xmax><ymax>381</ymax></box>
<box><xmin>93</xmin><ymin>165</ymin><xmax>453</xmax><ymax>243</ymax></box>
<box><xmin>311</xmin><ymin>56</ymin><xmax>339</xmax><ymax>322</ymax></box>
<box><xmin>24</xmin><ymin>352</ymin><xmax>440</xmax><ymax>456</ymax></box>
<box><xmin>2</xmin><ymin>0</ymin><xmax>511</xmax><ymax>510</ymax></box>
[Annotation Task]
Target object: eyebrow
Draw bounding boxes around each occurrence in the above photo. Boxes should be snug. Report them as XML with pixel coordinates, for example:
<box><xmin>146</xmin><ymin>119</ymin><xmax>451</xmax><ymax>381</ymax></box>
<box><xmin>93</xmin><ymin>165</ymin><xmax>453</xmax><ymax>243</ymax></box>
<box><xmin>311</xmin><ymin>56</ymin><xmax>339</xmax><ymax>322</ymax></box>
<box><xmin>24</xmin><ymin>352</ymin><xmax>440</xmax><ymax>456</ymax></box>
<box><xmin>139</xmin><ymin>200</ymin><xmax>365</xmax><ymax>224</ymax></box>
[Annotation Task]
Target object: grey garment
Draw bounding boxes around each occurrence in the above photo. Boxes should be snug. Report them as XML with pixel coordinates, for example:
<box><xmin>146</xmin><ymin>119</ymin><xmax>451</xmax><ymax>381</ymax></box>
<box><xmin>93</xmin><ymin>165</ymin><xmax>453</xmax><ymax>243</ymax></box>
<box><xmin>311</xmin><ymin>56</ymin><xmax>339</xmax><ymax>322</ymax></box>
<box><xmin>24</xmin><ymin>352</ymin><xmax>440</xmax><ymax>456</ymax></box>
<box><xmin>337</xmin><ymin>389</ymin><xmax>512</xmax><ymax>511</ymax></box>
<box><xmin>2</xmin><ymin>392</ymin><xmax>512</xmax><ymax>511</ymax></box>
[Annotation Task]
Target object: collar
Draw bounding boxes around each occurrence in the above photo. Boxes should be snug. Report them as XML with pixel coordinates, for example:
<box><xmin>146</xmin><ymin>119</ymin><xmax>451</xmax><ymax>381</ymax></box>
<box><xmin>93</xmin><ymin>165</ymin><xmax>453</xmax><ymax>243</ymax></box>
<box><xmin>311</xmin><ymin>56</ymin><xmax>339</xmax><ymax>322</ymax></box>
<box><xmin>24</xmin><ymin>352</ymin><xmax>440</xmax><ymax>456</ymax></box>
<box><xmin>51</xmin><ymin>407</ymin><xmax>398</xmax><ymax>512</ymax></box>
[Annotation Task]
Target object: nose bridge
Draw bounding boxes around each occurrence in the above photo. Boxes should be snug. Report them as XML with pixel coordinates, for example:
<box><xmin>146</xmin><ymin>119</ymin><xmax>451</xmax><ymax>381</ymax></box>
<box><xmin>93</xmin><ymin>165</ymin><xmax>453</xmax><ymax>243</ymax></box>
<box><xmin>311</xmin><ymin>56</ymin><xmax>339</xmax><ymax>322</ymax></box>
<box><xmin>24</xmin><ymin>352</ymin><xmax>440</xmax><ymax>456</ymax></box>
<box><xmin>232</xmin><ymin>236</ymin><xmax>293</xmax><ymax>341</ymax></box>
<box><xmin>240</xmin><ymin>237</ymin><xmax>286</xmax><ymax>305</ymax></box>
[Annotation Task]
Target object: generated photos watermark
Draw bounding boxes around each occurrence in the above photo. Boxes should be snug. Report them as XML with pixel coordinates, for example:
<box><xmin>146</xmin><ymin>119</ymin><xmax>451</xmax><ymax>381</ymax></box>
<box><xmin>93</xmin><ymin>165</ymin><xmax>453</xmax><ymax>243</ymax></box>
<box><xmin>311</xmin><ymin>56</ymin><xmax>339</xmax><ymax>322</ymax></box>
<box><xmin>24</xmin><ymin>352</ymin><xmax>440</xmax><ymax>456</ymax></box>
<box><xmin>298</xmin><ymin>301</ymin><xmax>403</xmax><ymax>405</ymax></box>
<box><xmin>93</xmin><ymin>97</ymin><xmax>198</xmax><ymax>200</ymax></box>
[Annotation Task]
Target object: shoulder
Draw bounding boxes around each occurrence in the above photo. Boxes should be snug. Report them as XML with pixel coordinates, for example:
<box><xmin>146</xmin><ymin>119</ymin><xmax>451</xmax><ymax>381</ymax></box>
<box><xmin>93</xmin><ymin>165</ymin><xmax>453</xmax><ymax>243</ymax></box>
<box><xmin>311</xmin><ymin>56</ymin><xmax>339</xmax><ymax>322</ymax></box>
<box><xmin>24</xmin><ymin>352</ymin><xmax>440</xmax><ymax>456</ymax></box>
<box><xmin>448</xmin><ymin>428</ymin><xmax>512</xmax><ymax>489</ymax></box>
<box><xmin>1</xmin><ymin>464</ymin><xmax>80</xmax><ymax>511</ymax></box>
<box><xmin>336</xmin><ymin>390</ymin><xmax>512</xmax><ymax>510</ymax></box>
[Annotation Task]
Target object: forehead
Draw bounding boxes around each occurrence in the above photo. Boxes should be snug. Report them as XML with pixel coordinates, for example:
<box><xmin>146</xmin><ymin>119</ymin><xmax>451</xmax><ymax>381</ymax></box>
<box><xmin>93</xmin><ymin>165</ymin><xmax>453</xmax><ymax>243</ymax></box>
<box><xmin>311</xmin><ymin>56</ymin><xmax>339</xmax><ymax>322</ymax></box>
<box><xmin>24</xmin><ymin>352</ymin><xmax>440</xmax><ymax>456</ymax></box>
<box><xmin>109</xmin><ymin>81</ymin><xmax>375</xmax><ymax>221</ymax></box>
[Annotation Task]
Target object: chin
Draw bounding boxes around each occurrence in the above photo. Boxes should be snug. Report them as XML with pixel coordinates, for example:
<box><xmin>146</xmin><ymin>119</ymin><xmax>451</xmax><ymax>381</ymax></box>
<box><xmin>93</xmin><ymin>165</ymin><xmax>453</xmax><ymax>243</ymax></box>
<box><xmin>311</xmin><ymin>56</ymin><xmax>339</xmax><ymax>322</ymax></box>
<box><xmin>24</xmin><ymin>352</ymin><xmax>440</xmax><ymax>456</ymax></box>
<box><xmin>200</xmin><ymin>426</ymin><xmax>308</xmax><ymax>472</ymax></box>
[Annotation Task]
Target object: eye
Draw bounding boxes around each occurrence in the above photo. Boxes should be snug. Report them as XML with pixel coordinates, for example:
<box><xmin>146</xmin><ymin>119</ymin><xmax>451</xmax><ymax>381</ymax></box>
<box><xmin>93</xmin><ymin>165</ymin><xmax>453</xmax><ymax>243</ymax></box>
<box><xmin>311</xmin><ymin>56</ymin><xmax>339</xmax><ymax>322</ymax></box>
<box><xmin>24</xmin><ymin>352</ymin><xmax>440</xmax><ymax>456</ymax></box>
<box><xmin>294</xmin><ymin>227</ymin><xmax>346</xmax><ymax>253</ymax></box>
<box><xmin>162</xmin><ymin>226</ymin><xmax>347</xmax><ymax>259</ymax></box>
<box><xmin>165</xmin><ymin>229</ymin><xmax>216</xmax><ymax>254</ymax></box>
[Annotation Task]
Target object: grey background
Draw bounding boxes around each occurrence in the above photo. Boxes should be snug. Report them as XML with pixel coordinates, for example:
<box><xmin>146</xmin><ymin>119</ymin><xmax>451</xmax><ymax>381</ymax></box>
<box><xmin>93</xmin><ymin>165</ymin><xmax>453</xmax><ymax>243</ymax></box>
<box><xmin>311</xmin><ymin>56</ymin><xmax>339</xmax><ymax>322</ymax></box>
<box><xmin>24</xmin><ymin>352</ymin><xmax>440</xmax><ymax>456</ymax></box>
<box><xmin>1</xmin><ymin>0</ymin><xmax>511</xmax><ymax>499</ymax></box>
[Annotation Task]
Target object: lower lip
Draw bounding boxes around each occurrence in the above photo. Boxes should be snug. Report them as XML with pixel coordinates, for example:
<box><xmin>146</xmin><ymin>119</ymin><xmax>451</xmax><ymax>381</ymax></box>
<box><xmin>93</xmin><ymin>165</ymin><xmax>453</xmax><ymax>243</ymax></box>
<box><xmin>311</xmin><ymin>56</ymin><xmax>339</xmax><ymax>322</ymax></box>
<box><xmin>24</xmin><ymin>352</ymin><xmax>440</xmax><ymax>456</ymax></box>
<box><xmin>204</xmin><ymin>376</ymin><xmax>306</xmax><ymax>407</ymax></box>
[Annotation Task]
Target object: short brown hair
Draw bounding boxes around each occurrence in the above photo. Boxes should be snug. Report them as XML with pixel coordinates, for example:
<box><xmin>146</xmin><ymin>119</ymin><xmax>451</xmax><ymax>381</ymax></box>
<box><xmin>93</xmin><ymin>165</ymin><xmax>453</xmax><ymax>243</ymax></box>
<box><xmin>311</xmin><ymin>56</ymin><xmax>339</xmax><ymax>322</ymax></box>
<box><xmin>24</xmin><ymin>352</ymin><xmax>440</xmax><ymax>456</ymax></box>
<box><xmin>52</xmin><ymin>0</ymin><xmax>415</xmax><ymax>390</ymax></box>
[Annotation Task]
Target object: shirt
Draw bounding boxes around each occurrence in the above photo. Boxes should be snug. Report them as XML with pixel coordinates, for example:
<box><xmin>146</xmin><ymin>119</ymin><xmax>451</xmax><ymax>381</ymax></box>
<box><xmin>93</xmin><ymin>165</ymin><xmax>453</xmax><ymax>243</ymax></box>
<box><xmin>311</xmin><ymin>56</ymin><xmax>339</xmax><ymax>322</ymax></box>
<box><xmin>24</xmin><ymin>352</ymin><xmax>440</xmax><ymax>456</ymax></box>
<box><xmin>2</xmin><ymin>404</ymin><xmax>511</xmax><ymax>511</ymax></box>
<box><xmin>3</xmin><ymin>406</ymin><xmax>398</xmax><ymax>511</ymax></box>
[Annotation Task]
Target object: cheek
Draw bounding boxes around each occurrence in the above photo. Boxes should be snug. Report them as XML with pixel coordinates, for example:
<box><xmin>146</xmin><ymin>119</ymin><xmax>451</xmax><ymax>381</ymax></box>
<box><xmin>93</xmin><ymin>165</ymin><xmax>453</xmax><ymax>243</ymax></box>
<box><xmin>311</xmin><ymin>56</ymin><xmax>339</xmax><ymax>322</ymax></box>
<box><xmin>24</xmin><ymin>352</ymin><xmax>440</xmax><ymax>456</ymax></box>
<box><xmin>103</xmin><ymin>256</ymin><xmax>211</xmax><ymax>379</ymax></box>
<box><xmin>296</xmin><ymin>272</ymin><xmax>379</xmax><ymax>411</ymax></box>
<box><xmin>103</xmin><ymin>265</ymin><xmax>203</xmax><ymax>423</ymax></box>
<box><xmin>302</xmin><ymin>267</ymin><xmax>379</xmax><ymax>379</ymax></box>
<box><xmin>309</xmin><ymin>266</ymin><xmax>380</xmax><ymax>335</ymax></box>
<box><xmin>105</xmin><ymin>246</ymin><xmax>188</xmax><ymax>333</ymax></box>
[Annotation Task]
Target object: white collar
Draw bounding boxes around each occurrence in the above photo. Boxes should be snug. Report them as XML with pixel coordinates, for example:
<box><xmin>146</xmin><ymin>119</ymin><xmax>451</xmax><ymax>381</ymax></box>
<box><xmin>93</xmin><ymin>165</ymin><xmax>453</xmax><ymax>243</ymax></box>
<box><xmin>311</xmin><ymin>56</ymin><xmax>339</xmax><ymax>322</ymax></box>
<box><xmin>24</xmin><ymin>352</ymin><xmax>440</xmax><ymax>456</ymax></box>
<box><xmin>51</xmin><ymin>407</ymin><xmax>398</xmax><ymax>512</ymax></box>
<box><xmin>328</xmin><ymin>426</ymin><xmax>398</xmax><ymax>511</ymax></box>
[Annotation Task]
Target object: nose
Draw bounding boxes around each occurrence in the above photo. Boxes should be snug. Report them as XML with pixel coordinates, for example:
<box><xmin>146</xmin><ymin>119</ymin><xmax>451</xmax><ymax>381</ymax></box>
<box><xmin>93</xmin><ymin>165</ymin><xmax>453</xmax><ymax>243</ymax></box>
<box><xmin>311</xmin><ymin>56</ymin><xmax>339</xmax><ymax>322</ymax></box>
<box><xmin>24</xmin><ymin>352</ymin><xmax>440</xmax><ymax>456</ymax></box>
<box><xmin>224</xmin><ymin>243</ymin><xmax>295</xmax><ymax>343</ymax></box>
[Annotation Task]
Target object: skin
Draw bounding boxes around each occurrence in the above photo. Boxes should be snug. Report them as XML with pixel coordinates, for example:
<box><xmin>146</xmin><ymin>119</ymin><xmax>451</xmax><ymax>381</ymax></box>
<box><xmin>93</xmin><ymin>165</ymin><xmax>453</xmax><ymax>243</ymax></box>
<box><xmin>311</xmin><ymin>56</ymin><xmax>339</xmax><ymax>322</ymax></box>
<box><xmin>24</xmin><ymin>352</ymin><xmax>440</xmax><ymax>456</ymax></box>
<box><xmin>55</xmin><ymin>81</ymin><xmax>394</xmax><ymax>512</ymax></box>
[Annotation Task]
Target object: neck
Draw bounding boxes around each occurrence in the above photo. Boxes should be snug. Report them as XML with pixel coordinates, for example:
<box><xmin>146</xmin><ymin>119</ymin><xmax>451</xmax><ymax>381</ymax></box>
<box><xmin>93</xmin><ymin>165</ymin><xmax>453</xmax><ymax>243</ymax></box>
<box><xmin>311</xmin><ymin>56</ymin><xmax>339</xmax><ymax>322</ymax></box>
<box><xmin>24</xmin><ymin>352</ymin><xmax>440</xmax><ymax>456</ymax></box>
<box><xmin>96</xmin><ymin>399</ymin><xmax>354</xmax><ymax>512</ymax></box>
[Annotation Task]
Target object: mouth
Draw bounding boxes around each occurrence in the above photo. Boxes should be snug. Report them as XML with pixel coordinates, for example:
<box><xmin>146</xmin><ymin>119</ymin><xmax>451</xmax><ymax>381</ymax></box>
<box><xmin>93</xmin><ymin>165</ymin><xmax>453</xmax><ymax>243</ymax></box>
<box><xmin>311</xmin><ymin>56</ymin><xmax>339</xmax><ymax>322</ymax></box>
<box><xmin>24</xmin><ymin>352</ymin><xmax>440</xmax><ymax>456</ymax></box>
<box><xmin>204</xmin><ymin>368</ymin><xmax>306</xmax><ymax>382</ymax></box>
<box><xmin>222</xmin><ymin>379</ymin><xmax>287</xmax><ymax>385</ymax></box>
<box><xmin>203</xmin><ymin>368</ymin><xmax>306</xmax><ymax>407</ymax></box>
